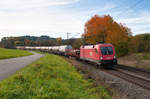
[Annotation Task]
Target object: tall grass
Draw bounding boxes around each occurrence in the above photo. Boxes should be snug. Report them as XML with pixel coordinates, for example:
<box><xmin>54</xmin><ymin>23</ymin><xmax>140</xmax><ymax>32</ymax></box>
<box><xmin>0</xmin><ymin>54</ymin><xmax>111</xmax><ymax>99</ymax></box>
<box><xmin>0</xmin><ymin>48</ymin><xmax>32</xmax><ymax>59</ymax></box>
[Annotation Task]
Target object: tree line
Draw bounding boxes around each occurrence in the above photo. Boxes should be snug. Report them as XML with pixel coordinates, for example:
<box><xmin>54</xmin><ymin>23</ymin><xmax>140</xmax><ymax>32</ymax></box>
<box><xmin>0</xmin><ymin>36</ymin><xmax>56</xmax><ymax>48</ymax></box>
<box><xmin>0</xmin><ymin>35</ymin><xmax>82</xmax><ymax>49</ymax></box>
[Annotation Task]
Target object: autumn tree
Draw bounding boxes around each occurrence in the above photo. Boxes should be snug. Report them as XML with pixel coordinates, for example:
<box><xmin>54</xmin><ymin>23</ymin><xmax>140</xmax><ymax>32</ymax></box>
<box><xmin>1</xmin><ymin>37</ymin><xmax>15</xmax><ymax>48</ymax></box>
<box><xmin>83</xmin><ymin>15</ymin><xmax>132</xmax><ymax>56</ymax></box>
<box><xmin>129</xmin><ymin>33</ymin><xmax>150</xmax><ymax>53</ymax></box>
<box><xmin>56</xmin><ymin>37</ymin><xmax>62</xmax><ymax>45</ymax></box>
<box><xmin>72</xmin><ymin>38</ymin><xmax>84</xmax><ymax>49</ymax></box>
<box><xmin>15</xmin><ymin>41</ymin><xmax>24</xmax><ymax>46</ymax></box>
<box><xmin>25</xmin><ymin>39</ymin><xmax>31</xmax><ymax>46</ymax></box>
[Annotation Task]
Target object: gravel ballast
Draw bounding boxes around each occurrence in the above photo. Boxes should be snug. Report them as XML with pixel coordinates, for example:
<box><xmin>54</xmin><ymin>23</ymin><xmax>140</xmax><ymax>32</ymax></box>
<box><xmin>67</xmin><ymin>59</ymin><xmax>150</xmax><ymax>99</ymax></box>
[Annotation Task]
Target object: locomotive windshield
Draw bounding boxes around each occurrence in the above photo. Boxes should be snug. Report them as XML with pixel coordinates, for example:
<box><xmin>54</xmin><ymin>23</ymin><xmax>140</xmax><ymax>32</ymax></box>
<box><xmin>101</xmin><ymin>46</ymin><xmax>113</xmax><ymax>55</ymax></box>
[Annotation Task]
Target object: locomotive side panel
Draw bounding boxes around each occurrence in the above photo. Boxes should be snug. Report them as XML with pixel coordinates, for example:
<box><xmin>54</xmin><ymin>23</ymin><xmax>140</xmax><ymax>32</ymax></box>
<box><xmin>80</xmin><ymin>45</ymin><xmax>100</xmax><ymax>64</ymax></box>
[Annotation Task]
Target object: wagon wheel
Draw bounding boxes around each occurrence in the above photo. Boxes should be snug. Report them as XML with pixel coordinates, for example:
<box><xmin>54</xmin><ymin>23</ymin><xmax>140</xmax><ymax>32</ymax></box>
<box><xmin>99</xmin><ymin>64</ymin><xmax>104</xmax><ymax>69</ymax></box>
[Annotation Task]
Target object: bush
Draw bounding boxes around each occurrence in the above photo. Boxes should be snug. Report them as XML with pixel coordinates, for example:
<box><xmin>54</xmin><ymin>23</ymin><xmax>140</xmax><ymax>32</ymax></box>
<box><xmin>115</xmin><ymin>42</ymin><xmax>129</xmax><ymax>57</ymax></box>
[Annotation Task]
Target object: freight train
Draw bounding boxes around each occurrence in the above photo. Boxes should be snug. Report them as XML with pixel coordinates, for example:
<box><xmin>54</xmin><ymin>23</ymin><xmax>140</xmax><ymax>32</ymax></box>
<box><xmin>16</xmin><ymin>43</ymin><xmax>117</xmax><ymax>68</ymax></box>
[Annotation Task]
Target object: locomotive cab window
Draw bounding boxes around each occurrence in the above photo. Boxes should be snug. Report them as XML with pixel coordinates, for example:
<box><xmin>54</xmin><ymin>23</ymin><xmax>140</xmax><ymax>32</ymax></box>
<box><xmin>101</xmin><ymin>46</ymin><xmax>113</xmax><ymax>55</ymax></box>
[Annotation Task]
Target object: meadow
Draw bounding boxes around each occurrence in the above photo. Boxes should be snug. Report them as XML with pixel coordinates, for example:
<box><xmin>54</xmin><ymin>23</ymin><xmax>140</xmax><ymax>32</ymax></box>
<box><xmin>0</xmin><ymin>54</ymin><xmax>111</xmax><ymax>99</ymax></box>
<box><xmin>0</xmin><ymin>48</ymin><xmax>32</xmax><ymax>59</ymax></box>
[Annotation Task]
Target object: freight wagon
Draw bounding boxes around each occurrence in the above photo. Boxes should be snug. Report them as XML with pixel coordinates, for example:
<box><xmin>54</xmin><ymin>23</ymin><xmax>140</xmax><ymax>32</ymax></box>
<box><xmin>59</xmin><ymin>45</ymin><xmax>72</xmax><ymax>56</ymax></box>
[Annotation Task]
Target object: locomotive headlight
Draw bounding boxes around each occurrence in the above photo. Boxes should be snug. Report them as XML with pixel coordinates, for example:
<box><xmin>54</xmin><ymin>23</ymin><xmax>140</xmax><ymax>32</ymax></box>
<box><xmin>100</xmin><ymin>56</ymin><xmax>103</xmax><ymax>60</ymax></box>
<box><xmin>114</xmin><ymin>56</ymin><xmax>116</xmax><ymax>59</ymax></box>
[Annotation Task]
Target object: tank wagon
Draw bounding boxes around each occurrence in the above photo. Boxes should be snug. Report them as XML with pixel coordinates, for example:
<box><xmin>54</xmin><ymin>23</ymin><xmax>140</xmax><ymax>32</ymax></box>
<box><xmin>16</xmin><ymin>43</ymin><xmax>117</xmax><ymax>69</ymax></box>
<box><xmin>59</xmin><ymin>45</ymin><xmax>72</xmax><ymax>56</ymax></box>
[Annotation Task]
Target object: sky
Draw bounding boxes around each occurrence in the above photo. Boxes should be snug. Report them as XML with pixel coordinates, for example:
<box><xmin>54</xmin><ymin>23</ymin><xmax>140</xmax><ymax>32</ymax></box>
<box><xmin>0</xmin><ymin>0</ymin><xmax>150</xmax><ymax>40</ymax></box>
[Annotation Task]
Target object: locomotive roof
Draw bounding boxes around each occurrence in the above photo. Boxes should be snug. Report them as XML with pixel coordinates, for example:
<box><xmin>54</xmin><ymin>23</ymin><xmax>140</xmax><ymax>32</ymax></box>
<box><xmin>80</xmin><ymin>43</ymin><xmax>113</xmax><ymax>48</ymax></box>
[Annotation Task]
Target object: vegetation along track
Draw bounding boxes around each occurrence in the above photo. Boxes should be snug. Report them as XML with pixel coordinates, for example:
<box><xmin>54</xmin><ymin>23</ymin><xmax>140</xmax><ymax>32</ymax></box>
<box><xmin>67</xmin><ymin>57</ymin><xmax>150</xmax><ymax>91</ymax></box>
<box><xmin>115</xmin><ymin>65</ymin><xmax>150</xmax><ymax>79</ymax></box>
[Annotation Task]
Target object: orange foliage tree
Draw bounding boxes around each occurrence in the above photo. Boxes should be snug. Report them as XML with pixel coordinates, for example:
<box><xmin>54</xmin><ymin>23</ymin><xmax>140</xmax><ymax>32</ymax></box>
<box><xmin>25</xmin><ymin>39</ymin><xmax>31</xmax><ymax>46</ymax></box>
<box><xmin>56</xmin><ymin>37</ymin><xmax>62</xmax><ymax>45</ymax></box>
<box><xmin>83</xmin><ymin>15</ymin><xmax>131</xmax><ymax>46</ymax></box>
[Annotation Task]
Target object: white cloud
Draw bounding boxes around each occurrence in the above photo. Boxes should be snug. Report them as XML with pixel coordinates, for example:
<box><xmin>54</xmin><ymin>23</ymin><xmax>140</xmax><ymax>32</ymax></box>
<box><xmin>0</xmin><ymin>0</ymin><xmax>80</xmax><ymax>9</ymax></box>
<box><xmin>86</xmin><ymin>3</ymin><xmax>116</xmax><ymax>15</ymax></box>
<box><xmin>0</xmin><ymin>12</ymin><xmax>84</xmax><ymax>38</ymax></box>
<box><xmin>0</xmin><ymin>0</ymin><xmax>83</xmax><ymax>40</ymax></box>
<box><xmin>116</xmin><ymin>11</ymin><xmax>150</xmax><ymax>34</ymax></box>
<box><xmin>117</xmin><ymin>16</ymin><xmax>150</xmax><ymax>24</ymax></box>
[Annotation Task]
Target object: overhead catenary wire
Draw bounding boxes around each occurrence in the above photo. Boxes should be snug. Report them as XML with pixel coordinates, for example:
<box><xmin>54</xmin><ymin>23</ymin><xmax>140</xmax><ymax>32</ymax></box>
<box><xmin>117</xmin><ymin>0</ymin><xmax>144</xmax><ymax>18</ymax></box>
<box><xmin>70</xmin><ymin>33</ymin><xmax>82</xmax><ymax>39</ymax></box>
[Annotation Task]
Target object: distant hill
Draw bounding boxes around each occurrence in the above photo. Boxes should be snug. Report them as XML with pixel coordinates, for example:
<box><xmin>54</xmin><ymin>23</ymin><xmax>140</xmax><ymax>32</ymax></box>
<box><xmin>0</xmin><ymin>35</ymin><xmax>57</xmax><ymax>48</ymax></box>
<box><xmin>0</xmin><ymin>35</ymin><xmax>83</xmax><ymax>49</ymax></box>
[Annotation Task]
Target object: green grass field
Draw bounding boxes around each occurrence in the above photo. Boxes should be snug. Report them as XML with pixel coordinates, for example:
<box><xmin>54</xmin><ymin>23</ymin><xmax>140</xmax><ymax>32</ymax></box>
<box><xmin>0</xmin><ymin>54</ymin><xmax>111</xmax><ymax>99</ymax></box>
<box><xmin>0</xmin><ymin>48</ymin><xmax>32</xmax><ymax>59</ymax></box>
<box><xmin>137</xmin><ymin>53</ymin><xmax>150</xmax><ymax>60</ymax></box>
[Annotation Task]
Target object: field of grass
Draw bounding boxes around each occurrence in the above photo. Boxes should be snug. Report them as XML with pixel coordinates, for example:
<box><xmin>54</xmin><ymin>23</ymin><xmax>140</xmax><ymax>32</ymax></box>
<box><xmin>118</xmin><ymin>53</ymin><xmax>150</xmax><ymax>69</ymax></box>
<box><xmin>0</xmin><ymin>54</ymin><xmax>111</xmax><ymax>99</ymax></box>
<box><xmin>0</xmin><ymin>48</ymin><xmax>32</xmax><ymax>59</ymax></box>
<box><xmin>136</xmin><ymin>53</ymin><xmax>150</xmax><ymax>60</ymax></box>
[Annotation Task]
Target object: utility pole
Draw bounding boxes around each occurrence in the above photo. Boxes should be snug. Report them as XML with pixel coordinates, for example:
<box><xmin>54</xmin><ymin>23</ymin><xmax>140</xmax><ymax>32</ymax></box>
<box><xmin>67</xmin><ymin>32</ymin><xmax>71</xmax><ymax>40</ymax></box>
<box><xmin>66</xmin><ymin>32</ymin><xmax>71</xmax><ymax>45</ymax></box>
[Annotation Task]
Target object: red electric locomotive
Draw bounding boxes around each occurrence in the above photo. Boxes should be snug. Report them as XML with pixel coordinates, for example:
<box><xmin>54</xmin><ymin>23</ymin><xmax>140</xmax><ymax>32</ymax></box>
<box><xmin>80</xmin><ymin>43</ymin><xmax>117</xmax><ymax>68</ymax></box>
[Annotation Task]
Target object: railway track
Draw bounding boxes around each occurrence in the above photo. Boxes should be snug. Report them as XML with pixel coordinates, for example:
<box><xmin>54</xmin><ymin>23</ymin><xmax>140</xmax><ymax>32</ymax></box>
<box><xmin>104</xmin><ymin>67</ymin><xmax>150</xmax><ymax>91</ymax></box>
<box><xmin>65</xmin><ymin>56</ymin><xmax>150</xmax><ymax>99</ymax></box>
<box><xmin>114</xmin><ymin>64</ymin><xmax>150</xmax><ymax>81</ymax></box>
<box><xmin>116</xmin><ymin>64</ymin><xmax>150</xmax><ymax>74</ymax></box>
<box><xmin>72</xmin><ymin>58</ymin><xmax>150</xmax><ymax>91</ymax></box>
<box><xmin>57</xmin><ymin>55</ymin><xmax>150</xmax><ymax>91</ymax></box>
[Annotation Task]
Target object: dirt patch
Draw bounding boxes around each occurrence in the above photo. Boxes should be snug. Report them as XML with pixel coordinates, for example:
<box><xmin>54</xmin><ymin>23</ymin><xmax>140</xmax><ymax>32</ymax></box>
<box><xmin>118</xmin><ymin>53</ymin><xmax>150</xmax><ymax>69</ymax></box>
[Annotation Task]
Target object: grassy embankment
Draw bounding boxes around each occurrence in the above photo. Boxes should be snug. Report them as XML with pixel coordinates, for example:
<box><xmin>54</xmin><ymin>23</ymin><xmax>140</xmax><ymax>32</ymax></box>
<box><xmin>0</xmin><ymin>54</ymin><xmax>111</xmax><ymax>99</ymax></box>
<box><xmin>118</xmin><ymin>53</ymin><xmax>150</xmax><ymax>69</ymax></box>
<box><xmin>0</xmin><ymin>48</ymin><xmax>32</xmax><ymax>59</ymax></box>
<box><xmin>138</xmin><ymin>53</ymin><xmax>150</xmax><ymax>60</ymax></box>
